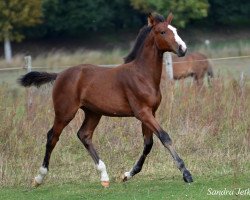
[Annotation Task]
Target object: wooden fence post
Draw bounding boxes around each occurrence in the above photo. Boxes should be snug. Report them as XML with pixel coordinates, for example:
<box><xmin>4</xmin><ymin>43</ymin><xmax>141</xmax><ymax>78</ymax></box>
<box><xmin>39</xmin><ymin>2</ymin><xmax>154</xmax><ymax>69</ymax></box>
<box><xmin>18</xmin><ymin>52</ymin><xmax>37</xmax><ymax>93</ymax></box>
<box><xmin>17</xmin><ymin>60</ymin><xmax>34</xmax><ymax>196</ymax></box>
<box><xmin>163</xmin><ymin>53</ymin><xmax>175</xmax><ymax>126</ymax></box>
<box><xmin>164</xmin><ymin>52</ymin><xmax>173</xmax><ymax>80</ymax></box>
<box><xmin>25</xmin><ymin>56</ymin><xmax>32</xmax><ymax>72</ymax></box>
<box><xmin>239</xmin><ymin>71</ymin><xmax>245</xmax><ymax>94</ymax></box>
<box><xmin>24</xmin><ymin>56</ymin><xmax>33</xmax><ymax>118</ymax></box>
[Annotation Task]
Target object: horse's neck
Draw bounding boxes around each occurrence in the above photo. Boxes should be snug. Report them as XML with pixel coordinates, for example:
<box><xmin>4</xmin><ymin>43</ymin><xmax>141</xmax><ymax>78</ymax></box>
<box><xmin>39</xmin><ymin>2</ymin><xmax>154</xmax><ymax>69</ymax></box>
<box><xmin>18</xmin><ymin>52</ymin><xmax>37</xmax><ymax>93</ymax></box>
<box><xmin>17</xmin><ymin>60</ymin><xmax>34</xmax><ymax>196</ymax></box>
<box><xmin>135</xmin><ymin>35</ymin><xmax>163</xmax><ymax>88</ymax></box>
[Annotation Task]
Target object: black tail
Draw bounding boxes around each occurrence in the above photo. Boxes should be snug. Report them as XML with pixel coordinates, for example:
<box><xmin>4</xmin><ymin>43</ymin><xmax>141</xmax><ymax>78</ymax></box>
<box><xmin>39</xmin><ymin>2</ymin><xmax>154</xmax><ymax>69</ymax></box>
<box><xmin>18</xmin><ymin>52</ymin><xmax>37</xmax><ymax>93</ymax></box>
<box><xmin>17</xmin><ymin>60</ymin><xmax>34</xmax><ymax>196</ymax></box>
<box><xmin>18</xmin><ymin>71</ymin><xmax>58</xmax><ymax>87</ymax></box>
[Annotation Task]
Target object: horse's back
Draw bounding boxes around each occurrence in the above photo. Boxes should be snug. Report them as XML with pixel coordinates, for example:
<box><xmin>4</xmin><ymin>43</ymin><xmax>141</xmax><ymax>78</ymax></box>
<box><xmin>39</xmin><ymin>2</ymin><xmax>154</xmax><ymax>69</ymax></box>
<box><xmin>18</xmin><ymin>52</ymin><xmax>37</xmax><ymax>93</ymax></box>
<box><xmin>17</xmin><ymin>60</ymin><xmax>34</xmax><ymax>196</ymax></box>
<box><xmin>52</xmin><ymin>64</ymin><xmax>133</xmax><ymax>117</ymax></box>
<box><xmin>172</xmin><ymin>52</ymin><xmax>210</xmax><ymax>80</ymax></box>
<box><xmin>172</xmin><ymin>54</ymin><xmax>193</xmax><ymax>79</ymax></box>
<box><xmin>53</xmin><ymin>64</ymin><xmax>111</xmax><ymax>96</ymax></box>
<box><xmin>189</xmin><ymin>53</ymin><xmax>210</xmax><ymax>72</ymax></box>
<box><xmin>189</xmin><ymin>52</ymin><xmax>207</xmax><ymax>59</ymax></box>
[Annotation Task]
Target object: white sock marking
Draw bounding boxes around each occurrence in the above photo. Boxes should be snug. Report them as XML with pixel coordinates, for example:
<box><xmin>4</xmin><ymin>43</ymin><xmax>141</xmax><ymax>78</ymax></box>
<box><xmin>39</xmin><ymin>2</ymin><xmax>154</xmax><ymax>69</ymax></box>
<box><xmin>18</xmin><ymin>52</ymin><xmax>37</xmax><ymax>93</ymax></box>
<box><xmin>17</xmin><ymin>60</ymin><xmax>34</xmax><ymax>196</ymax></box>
<box><xmin>124</xmin><ymin>171</ymin><xmax>132</xmax><ymax>179</ymax></box>
<box><xmin>34</xmin><ymin>166</ymin><xmax>48</xmax><ymax>184</ymax></box>
<box><xmin>96</xmin><ymin>160</ymin><xmax>109</xmax><ymax>182</ymax></box>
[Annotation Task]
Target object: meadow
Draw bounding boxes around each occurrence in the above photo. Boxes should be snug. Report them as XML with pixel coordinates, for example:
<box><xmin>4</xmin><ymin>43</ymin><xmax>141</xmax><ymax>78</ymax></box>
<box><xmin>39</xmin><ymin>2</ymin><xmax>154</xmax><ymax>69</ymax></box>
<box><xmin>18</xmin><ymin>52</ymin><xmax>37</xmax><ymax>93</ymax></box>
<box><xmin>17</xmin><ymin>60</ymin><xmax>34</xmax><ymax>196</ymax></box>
<box><xmin>1</xmin><ymin>38</ymin><xmax>250</xmax><ymax>87</ymax></box>
<box><xmin>1</xmin><ymin>175</ymin><xmax>249</xmax><ymax>199</ymax></box>
<box><xmin>0</xmin><ymin>39</ymin><xmax>250</xmax><ymax>199</ymax></box>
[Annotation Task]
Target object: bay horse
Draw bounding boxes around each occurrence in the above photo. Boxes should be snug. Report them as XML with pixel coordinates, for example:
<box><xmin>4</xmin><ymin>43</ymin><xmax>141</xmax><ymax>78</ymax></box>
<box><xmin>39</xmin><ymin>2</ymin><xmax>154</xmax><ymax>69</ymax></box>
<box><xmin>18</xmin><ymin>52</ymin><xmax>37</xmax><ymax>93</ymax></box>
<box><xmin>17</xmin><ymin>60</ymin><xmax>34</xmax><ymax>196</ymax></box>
<box><xmin>19</xmin><ymin>13</ymin><xmax>193</xmax><ymax>188</ymax></box>
<box><xmin>172</xmin><ymin>52</ymin><xmax>214</xmax><ymax>85</ymax></box>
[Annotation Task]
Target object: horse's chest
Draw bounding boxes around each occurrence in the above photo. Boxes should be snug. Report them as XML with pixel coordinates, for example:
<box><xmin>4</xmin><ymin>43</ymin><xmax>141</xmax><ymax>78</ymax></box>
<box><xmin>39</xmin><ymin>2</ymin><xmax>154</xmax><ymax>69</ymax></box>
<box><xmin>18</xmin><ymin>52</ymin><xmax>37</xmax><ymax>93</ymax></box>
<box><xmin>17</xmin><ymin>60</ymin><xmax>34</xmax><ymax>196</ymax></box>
<box><xmin>124</xmin><ymin>74</ymin><xmax>162</xmax><ymax>109</ymax></box>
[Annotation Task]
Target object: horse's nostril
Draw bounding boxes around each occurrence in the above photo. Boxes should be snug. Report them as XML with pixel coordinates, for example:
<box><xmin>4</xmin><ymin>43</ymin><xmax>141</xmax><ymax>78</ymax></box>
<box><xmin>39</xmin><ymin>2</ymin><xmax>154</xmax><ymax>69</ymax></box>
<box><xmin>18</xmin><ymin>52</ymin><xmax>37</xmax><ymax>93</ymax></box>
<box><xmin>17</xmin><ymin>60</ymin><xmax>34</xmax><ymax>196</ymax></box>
<box><xmin>177</xmin><ymin>45</ymin><xmax>186</xmax><ymax>57</ymax></box>
<box><xmin>178</xmin><ymin>45</ymin><xmax>183</xmax><ymax>52</ymax></box>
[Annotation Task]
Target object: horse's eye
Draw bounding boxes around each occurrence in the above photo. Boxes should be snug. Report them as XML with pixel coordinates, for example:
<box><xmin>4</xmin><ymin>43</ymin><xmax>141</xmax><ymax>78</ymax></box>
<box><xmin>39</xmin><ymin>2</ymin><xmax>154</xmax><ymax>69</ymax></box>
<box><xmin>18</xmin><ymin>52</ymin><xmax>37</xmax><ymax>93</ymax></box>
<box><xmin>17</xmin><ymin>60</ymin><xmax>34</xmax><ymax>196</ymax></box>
<box><xmin>161</xmin><ymin>31</ymin><xmax>166</xmax><ymax>35</ymax></box>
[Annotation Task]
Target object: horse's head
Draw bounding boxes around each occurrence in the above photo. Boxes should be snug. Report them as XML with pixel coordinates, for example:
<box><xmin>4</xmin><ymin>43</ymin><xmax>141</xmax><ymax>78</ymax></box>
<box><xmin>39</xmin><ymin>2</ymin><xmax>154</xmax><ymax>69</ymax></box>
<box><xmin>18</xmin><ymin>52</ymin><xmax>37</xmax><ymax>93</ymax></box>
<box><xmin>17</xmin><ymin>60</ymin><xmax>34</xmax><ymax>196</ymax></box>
<box><xmin>148</xmin><ymin>13</ymin><xmax>187</xmax><ymax>57</ymax></box>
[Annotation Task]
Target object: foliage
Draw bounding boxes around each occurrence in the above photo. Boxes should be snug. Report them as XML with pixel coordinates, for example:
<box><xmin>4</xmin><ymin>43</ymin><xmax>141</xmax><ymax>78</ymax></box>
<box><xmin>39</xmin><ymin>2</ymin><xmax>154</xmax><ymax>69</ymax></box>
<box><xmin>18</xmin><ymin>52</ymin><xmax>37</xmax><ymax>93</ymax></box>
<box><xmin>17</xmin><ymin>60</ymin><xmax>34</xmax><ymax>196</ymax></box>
<box><xmin>0</xmin><ymin>0</ymin><xmax>42</xmax><ymax>42</ymax></box>
<box><xmin>207</xmin><ymin>0</ymin><xmax>250</xmax><ymax>25</ymax></box>
<box><xmin>43</xmin><ymin>0</ymin><xmax>113</xmax><ymax>33</ymax></box>
<box><xmin>0</xmin><ymin>0</ymin><xmax>249</xmax><ymax>40</ymax></box>
<box><xmin>130</xmin><ymin>0</ymin><xmax>209</xmax><ymax>27</ymax></box>
<box><xmin>39</xmin><ymin>0</ymin><xmax>143</xmax><ymax>37</ymax></box>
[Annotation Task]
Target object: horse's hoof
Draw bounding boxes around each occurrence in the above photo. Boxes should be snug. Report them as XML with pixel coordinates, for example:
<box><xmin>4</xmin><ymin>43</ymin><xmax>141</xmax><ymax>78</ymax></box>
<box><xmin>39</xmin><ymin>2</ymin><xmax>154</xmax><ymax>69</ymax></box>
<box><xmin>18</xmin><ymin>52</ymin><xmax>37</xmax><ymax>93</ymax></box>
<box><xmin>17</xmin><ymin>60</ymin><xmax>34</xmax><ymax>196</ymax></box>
<box><xmin>32</xmin><ymin>179</ymin><xmax>41</xmax><ymax>188</ymax></box>
<box><xmin>183</xmin><ymin>170</ymin><xmax>193</xmax><ymax>183</ymax></box>
<box><xmin>101</xmin><ymin>181</ymin><xmax>110</xmax><ymax>188</ymax></box>
<box><xmin>122</xmin><ymin>172</ymin><xmax>132</xmax><ymax>182</ymax></box>
<box><xmin>122</xmin><ymin>175</ymin><xmax>128</xmax><ymax>182</ymax></box>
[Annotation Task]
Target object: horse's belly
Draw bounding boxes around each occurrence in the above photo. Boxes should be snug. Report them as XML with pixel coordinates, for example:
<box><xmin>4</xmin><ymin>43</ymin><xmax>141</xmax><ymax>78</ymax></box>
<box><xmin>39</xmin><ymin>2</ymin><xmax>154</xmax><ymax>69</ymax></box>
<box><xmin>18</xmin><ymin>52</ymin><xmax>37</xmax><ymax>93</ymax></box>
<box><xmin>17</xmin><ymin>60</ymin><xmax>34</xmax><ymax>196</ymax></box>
<box><xmin>82</xmin><ymin>97</ymin><xmax>133</xmax><ymax>117</ymax></box>
<box><xmin>80</xmin><ymin>84</ymin><xmax>133</xmax><ymax>117</ymax></box>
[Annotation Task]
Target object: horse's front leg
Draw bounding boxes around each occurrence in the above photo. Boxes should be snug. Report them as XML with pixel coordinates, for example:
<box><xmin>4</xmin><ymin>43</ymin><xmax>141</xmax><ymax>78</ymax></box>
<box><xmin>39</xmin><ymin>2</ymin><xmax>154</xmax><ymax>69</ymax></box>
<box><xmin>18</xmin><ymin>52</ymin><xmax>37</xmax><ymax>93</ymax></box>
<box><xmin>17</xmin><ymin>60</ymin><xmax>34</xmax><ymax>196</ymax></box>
<box><xmin>123</xmin><ymin>124</ymin><xmax>153</xmax><ymax>181</ymax></box>
<box><xmin>136</xmin><ymin>107</ymin><xmax>193</xmax><ymax>183</ymax></box>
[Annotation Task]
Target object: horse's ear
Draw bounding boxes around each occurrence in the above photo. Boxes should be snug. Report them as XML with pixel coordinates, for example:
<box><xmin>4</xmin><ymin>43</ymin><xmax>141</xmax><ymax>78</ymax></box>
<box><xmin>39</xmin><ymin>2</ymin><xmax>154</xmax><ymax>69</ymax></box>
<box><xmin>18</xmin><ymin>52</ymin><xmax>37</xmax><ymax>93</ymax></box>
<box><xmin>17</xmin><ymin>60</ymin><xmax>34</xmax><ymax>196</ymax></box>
<box><xmin>147</xmin><ymin>13</ymin><xmax>155</xmax><ymax>27</ymax></box>
<box><xmin>166</xmin><ymin>12</ymin><xmax>174</xmax><ymax>24</ymax></box>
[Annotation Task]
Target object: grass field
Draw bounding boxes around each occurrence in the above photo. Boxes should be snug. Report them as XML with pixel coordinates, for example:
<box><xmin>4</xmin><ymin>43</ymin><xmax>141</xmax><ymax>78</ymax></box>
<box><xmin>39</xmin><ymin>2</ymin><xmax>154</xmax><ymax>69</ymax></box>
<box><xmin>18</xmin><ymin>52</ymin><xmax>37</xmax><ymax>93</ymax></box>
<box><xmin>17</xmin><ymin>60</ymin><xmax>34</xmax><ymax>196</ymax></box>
<box><xmin>0</xmin><ymin>77</ymin><xmax>249</xmax><ymax>198</ymax></box>
<box><xmin>0</xmin><ymin>175</ymin><xmax>249</xmax><ymax>200</ymax></box>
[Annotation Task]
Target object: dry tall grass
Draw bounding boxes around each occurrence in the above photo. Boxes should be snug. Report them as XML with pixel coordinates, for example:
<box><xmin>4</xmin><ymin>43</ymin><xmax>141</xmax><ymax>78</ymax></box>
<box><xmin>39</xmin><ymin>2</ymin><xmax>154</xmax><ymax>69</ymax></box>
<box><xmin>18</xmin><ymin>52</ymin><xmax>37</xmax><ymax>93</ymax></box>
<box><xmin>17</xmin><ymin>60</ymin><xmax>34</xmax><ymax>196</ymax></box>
<box><xmin>0</xmin><ymin>77</ymin><xmax>249</xmax><ymax>187</ymax></box>
<box><xmin>191</xmin><ymin>40</ymin><xmax>250</xmax><ymax>58</ymax></box>
<box><xmin>1</xmin><ymin>38</ymin><xmax>250</xmax><ymax>69</ymax></box>
<box><xmin>0</xmin><ymin>49</ymin><xmax>125</xmax><ymax>70</ymax></box>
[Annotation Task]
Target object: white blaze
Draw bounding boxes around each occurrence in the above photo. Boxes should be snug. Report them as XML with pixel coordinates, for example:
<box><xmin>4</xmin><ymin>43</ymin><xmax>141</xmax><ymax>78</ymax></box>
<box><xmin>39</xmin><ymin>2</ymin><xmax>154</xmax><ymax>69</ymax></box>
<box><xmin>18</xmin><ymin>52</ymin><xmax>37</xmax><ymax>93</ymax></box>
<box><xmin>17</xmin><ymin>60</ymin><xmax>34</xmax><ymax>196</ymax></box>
<box><xmin>168</xmin><ymin>25</ymin><xmax>187</xmax><ymax>52</ymax></box>
<box><xmin>96</xmin><ymin>160</ymin><xmax>109</xmax><ymax>182</ymax></box>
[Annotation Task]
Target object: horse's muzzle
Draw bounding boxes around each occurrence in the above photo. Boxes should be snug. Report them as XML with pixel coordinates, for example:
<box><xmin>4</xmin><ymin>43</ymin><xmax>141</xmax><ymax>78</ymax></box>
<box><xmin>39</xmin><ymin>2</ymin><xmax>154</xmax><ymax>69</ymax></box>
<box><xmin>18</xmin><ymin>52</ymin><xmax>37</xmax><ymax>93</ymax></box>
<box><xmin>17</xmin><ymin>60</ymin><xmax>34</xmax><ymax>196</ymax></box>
<box><xmin>177</xmin><ymin>45</ymin><xmax>187</xmax><ymax>57</ymax></box>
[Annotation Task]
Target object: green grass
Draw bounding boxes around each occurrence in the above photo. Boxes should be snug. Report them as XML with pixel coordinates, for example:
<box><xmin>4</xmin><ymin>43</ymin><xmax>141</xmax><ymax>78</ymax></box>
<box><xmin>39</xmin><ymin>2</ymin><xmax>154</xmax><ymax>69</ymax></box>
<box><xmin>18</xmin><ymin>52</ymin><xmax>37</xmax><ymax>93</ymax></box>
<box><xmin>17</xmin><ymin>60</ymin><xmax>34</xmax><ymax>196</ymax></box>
<box><xmin>0</xmin><ymin>175</ymin><xmax>249</xmax><ymax>200</ymax></box>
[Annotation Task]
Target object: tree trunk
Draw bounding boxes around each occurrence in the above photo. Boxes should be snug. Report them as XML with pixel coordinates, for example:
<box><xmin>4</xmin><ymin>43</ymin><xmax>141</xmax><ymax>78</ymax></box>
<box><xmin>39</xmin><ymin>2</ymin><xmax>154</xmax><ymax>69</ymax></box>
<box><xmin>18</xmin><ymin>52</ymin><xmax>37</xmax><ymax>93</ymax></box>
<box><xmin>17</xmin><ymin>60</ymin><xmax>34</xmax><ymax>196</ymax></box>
<box><xmin>4</xmin><ymin>36</ymin><xmax>12</xmax><ymax>63</ymax></box>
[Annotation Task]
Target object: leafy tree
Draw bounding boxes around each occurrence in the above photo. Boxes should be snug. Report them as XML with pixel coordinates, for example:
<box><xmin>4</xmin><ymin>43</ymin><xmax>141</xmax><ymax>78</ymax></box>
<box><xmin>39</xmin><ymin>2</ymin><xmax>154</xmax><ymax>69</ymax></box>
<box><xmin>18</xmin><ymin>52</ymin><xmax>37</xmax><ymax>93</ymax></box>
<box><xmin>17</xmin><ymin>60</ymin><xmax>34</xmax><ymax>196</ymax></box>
<box><xmin>43</xmin><ymin>0</ymin><xmax>114</xmax><ymax>35</ymax></box>
<box><xmin>0</xmin><ymin>0</ymin><xmax>42</xmax><ymax>63</ymax></box>
<box><xmin>130</xmin><ymin>0</ymin><xmax>209</xmax><ymax>28</ymax></box>
<box><xmin>41</xmin><ymin>0</ymin><xmax>143</xmax><ymax>37</ymax></box>
<box><xmin>207</xmin><ymin>0</ymin><xmax>250</xmax><ymax>26</ymax></box>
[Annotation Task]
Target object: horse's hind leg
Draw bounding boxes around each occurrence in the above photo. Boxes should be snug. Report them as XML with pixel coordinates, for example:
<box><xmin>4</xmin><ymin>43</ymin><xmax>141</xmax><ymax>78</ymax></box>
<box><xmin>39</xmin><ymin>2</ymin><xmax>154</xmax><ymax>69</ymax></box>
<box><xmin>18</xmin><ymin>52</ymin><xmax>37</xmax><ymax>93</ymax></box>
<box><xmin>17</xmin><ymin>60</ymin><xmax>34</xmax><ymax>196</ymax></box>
<box><xmin>77</xmin><ymin>110</ymin><xmax>110</xmax><ymax>187</ymax></box>
<box><xmin>123</xmin><ymin>124</ymin><xmax>153</xmax><ymax>181</ymax></box>
<box><xmin>33</xmin><ymin>115</ymin><xmax>75</xmax><ymax>187</ymax></box>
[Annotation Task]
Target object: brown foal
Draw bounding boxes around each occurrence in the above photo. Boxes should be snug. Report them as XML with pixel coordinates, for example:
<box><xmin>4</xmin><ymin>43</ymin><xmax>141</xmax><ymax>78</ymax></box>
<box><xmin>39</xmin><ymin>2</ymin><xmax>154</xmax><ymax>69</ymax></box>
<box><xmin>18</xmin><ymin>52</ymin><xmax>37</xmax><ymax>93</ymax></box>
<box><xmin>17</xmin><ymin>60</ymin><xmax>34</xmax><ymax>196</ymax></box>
<box><xmin>172</xmin><ymin>52</ymin><xmax>214</xmax><ymax>85</ymax></box>
<box><xmin>19</xmin><ymin>13</ymin><xmax>193</xmax><ymax>187</ymax></box>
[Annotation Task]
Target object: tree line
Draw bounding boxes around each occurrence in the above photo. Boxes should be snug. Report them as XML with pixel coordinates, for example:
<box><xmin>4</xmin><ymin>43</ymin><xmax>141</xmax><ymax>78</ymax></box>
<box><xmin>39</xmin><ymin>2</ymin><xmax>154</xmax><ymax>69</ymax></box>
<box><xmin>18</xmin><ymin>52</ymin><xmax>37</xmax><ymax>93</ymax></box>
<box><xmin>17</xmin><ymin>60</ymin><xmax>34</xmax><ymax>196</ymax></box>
<box><xmin>0</xmin><ymin>0</ymin><xmax>250</xmax><ymax>62</ymax></box>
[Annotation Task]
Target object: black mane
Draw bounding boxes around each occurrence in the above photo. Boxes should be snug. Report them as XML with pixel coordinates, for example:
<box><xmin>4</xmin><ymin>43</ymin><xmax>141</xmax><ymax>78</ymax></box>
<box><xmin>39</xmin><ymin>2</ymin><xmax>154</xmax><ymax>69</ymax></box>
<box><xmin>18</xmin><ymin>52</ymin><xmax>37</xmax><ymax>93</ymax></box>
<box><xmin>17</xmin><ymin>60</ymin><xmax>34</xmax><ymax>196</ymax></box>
<box><xmin>124</xmin><ymin>13</ymin><xmax>164</xmax><ymax>64</ymax></box>
<box><xmin>124</xmin><ymin>26</ymin><xmax>152</xmax><ymax>63</ymax></box>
